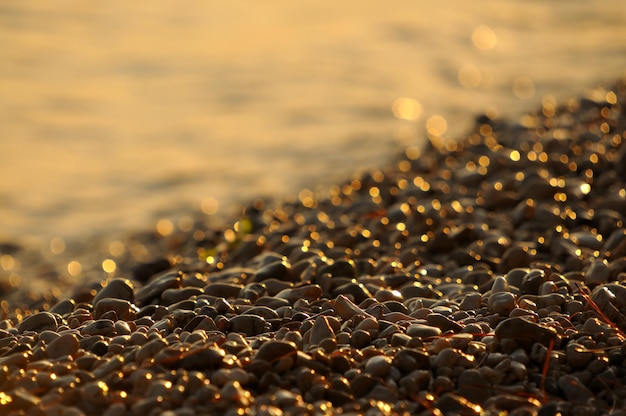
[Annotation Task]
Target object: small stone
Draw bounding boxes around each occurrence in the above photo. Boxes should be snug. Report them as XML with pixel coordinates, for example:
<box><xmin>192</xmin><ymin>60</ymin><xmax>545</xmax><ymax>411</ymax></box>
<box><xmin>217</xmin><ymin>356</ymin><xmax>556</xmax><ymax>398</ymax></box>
<box><xmin>495</xmin><ymin>317</ymin><xmax>558</xmax><ymax>347</ymax></box>
<box><xmin>48</xmin><ymin>299</ymin><xmax>76</xmax><ymax>316</ymax></box>
<box><xmin>565</xmin><ymin>342</ymin><xmax>593</xmax><ymax>369</ymax></box>
<box><xmin>433</xmin><ymin>348</ymin><xmax>459</xmax><ymax>368</ymax></box>
<box><xmin>256</xmin><ymin>340</ymin><xmax>297</xmax><ymax>363</ymax></box>
<box><xmin>18</xmin><ymin>312</ymin><xmax>58</xmax><ymax>334</ymax></box>
<box><xmin>459</xmin><ymin>293</ymin><xmax>482</xmax><ymax>311</ymax></box>
<box><xmin>94</xmin><ymin>298</ymin><xmax>138</xmax><ymax>320</ymax></box>
<box><xmin>488</xmin><ymin>292</ymin><xmax>517</xmax><ymax>316</ymax></box>
<box><xmin>392</xmin><ymin>349</ymin><xmax>429</xmax><ymax>373</ymax></box>
<box><xmin>135</xmin><ymin>271</ymin><xmax>182</xmax><ymax>306</ymax></box>
<box><xmin>351</xmin><ymin>329</ymin><xmax>372</xmax><ymax>348</ymax></box>
<box><xmin>81</xmin><ymin>319</ymin><xmax>116</xmax><ymax>337</ymax></box>
<box><xmin>203</xmin><ymin>283</ymin><xmax>244</xmax><ymax>298</ymax></box>
<box><xmin>491</xmin><ymin>276</ymin><xmax>510</xmax><ymax>293</ymax></box>
<box><xmin>557</xmin><ymin>374</ymin><xmax>594</xmax><ymax>403</ymax></box>
<box><xmin>584</xmin><ymin>259</ymin><xmax>610</xmax><ymax>285</ymax></box>
<box><xmin>46</xmin><ymin>333</ymin><xmax>79</xmax><ymax>359</ymax></box>
<box><xmin>275</xmin><ymin>284</ymin><xmax>323</xmax><ymax>303</ymax></box>
<box><xmin>308</xmin><ymin>315</ymin><xmax>335</xmax><ymax>347</ymax></box>
<box><xmin>333</xmin><ymin>295</ymin><xmax>373</xmax><ymax>320</ymax></box>
<box><xmin>229</xmin><ymin>314</ymin><xmax>269</xmax><ymax>336</ymax></box>
<box><xmin>407</xmin><ymin>323</ymin><xmax>442</xmax><ymax>339</ymax></box>
<box><xmin>252</xmin><ymin>260</ymin><xmax>292</xmax><ymax>282</ymax></box>
<box><xmin>485</xmin><ymin>394</ymin><xmax>541</xmax><ymax>412</ymax></box>
<box><xmin>93</xmin><ymin>278</ymin><xmax>135</xmax><ymax>305</ymax></box>
<box><xmin>457</xmin><ymin>369</ymin><xmax>492</xmax><ymax>404</ymax></box>
<box><xmin>435</xmin><ymin>392</ymin><xmax>481</xmax><ymax>415</ymax></box>
<box><xmin>161</xmin><ymin>287</ymin><xmax>203</xmax><ymax>305</ymax></box>
<box><xmin>426</xmin><ymin>313</ymin><xmax>463</xmax><ymax>333</ymax></box>
<box><xmin>243</xmin><ymin>306</ymin><xmax>280</xmax><ymax>320</ymax></box>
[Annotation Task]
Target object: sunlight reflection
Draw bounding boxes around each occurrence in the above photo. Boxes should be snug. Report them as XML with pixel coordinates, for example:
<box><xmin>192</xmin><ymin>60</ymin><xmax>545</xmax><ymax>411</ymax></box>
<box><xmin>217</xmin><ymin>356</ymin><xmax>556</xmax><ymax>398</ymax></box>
<box><xmin>68</xmin><ymin>261</ymin><xmax>82</xmax><ymax>276</ymax></box>
<box><xmin>201</xmin><ymin>197</ymin><xmax>219</xmax><ymax>215</ymax></box>
<box><xmin>156</xmin><ymin>218</ymin><xmax>174</xmax><ymax>236</ymax></box>
<box><xmin>458</xmin><ymin>64</ymin><xmax>482</xmax><ymax>88</ymax></box>
<box><xmin>513</xmin><ymin>76</ymin><xmax>535</xmax><ymax>99</ymax></box>
<box><xmin>102</xmin><ymin>259</ymin><xmax>116</xmax><ymax>273</ymax></box>
<box><xmin>50</xmin><ymin>237</ymin><xmax>66</xmax><ymax>255</ymax></box>
<box><xmin>426</xmin><ymin>115</ymin><xmax>447</xmax><ymax>137</ymax></box>
<box><xmin>109</xmin><ymin>240</ymin><xmax>125</xmax><ymax>257</ymax></box>
<box><xmin>472</xmin><ymin>25</ymin><xmax>497</xmax><ymax>50</ymax></box>
<box><xmin>392</xmin><ymin>97</ymin><xmax>422</xmax><ymax>120</ymax></box>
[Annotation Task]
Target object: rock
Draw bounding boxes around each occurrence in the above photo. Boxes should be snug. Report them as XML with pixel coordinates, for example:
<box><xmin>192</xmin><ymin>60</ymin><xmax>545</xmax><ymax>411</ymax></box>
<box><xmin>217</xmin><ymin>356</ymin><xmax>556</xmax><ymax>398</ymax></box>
<box><xmin>495</xmin><ymin>317</ymin><xmax>558</xmax><ymax>347</ymax></box>
<box><xmin>135</xmin><ymin>271</ymin><xmax>182</xmax><ymax>306</ymax></box>
<box><xmin>46</xmin><ymin>333</ymin><xmax>79</xmax><ymax>359</ymax></box>
<box><xmin>333</xmin><ymin>295</ymin><xmax>373</xmax><ymax>320</ymax></box>
<box><xmin>557</xmin><ymin>374</ymin><xmax>594</xmax><ymax>403</ymax></box>
<box><xmin>308</xmin><ymin>315</ymin><xmax>335</xmax><ymax>347</ymax></box>
<box><xmin>18</xmin><ymin>312</ymin><xmax>58</xmax><ymax>334</ymax></box>
<box><xmin>229</xmin><ymin>315</ymin><xmax>270</xmax><ymax>336</ymax></box>
<box><xmin>457</xmin><ymin>369</ymin><xmax>492</xmax><ymax>404</ymax></box>
<box><xmin>407</xmin><ymin>323</ymin><xmax>442</xmax><ymax>339</ymax></box>
<box><xmin>364</xmin><ymin>355</ymin><xmax>392</xmax><ymax>378</ymax></box>
<box><xmin>256</xmin><ymin>340</ymin><xmax>297</xmax><ymax>363</ymax></box>
<box><xmin>435</xmin><ymin>393</ymin><xmax>482</xmax><ymax>415</ymax></box>
<box><xmin>93</xmin><ymin>278</ymin><xmax>135</xmax><ymax>305</ymax></box>
<box><xmin>94</xmin><ymin>298</ymin><xmax>138</xmax><ymax>320</ymax></box>
<box><xmin>488</xmin><ymin>292</ymin><xmax>516</xmax><ymax>315</ymax></box>
<box><xmin>584</xmin><ymin>259</ymin><xmax>610</xmax><ymax>285</ymax></box>
<box><xmin>565</xmin><ymin>342</ymin><xmax>593</xmax><ymax>369</ymax></box>
<box><xmin>426</xmin><ymin>313</ymin><xmax>463</xmax><ymax>333</ymax></box>
<box><xmin>251</xmin><ymin>260</ymin><xmax>292</xmax><ymax>282</ymax></box>
<box><xmin>275</xmin><ymin>285</ymin><xmax>323</xmax><ymax>303</ymax></box>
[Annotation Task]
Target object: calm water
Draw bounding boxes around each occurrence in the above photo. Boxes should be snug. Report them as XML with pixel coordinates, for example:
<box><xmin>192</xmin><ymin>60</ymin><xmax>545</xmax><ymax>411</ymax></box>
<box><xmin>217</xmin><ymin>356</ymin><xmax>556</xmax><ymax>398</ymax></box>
<box><xmin>1</xmin><ymin>1</ymin><xmax>626</xmax><ymax>251</ymax></box>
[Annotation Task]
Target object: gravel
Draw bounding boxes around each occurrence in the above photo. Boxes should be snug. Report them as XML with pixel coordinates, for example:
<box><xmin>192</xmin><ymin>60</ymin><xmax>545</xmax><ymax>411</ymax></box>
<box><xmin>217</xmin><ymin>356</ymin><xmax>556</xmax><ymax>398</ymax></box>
<box><xmin>1</xmin><ymin>78</ymin><xmax>626</xmax><ymax>415</ymax></box>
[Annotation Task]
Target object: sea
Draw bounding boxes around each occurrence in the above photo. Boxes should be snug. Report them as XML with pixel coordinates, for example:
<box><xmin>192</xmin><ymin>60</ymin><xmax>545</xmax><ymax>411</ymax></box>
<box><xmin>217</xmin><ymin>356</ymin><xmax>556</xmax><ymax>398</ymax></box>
<box><xmin>1</xmin><ymin>1</ymin><xmax>625</xmax><ymax>264</ymax></box>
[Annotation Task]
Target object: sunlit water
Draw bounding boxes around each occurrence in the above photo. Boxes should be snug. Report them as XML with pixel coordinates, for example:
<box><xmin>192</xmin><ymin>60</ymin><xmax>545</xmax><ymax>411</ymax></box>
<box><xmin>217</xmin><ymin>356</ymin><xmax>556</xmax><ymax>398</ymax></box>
<box><xmin>1</xmin><ymin>0</ymin><xmax>625</xmax><ymax>255</ymax></box>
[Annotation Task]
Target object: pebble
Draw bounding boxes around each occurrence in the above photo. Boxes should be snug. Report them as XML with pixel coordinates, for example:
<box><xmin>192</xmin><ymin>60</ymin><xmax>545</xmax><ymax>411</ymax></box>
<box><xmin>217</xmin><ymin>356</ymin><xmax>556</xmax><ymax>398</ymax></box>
<box><xmin>229</xmin><ymin>314</ymin><xmax>270</xmax><ymax>336</ymax></box>
<box><xmin>407</xmin><ymin>323</ymin><xmax>442</xmax><ymax>338</ymax></box>
<box><xmin>488</xmin><ymin>292</ymin><xmax>517</xmax><ymax>315</ymax></box>
<box><xmin>93</xmin><ymin>278</ymin><xmax>135</xmax><ymax>305</ymax></box>
<box><xmin>557</xmin><ymin>374</ymin><xmax>594</xmax><ymax>403</ymax></box>
<box><xmin>17</xmin><ymin>312</ymin><xmax>58</xmax><ymax>334</ymax></box>
<box><xmin>495</xmin><ymin>317</ymin><xmax>559</xmax><ymax>347</ymax></box>
<box><xmin>46</xmin><ymin>333</ymin><xmax>79</xmax><ymax>359</ymax></box>
<box><xmin>94</xmin><ymin>298</ymin><xmax>137</xmax><ymax>320</ymax></box>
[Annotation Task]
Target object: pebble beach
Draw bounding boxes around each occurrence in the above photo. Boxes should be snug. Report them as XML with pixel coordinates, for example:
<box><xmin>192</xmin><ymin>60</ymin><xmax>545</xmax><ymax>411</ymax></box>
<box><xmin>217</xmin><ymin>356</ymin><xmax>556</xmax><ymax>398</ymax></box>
<box><xmin>1</xmin><ymin>79</ymin><xmax>626</xmax><ymax>415</ymax></box>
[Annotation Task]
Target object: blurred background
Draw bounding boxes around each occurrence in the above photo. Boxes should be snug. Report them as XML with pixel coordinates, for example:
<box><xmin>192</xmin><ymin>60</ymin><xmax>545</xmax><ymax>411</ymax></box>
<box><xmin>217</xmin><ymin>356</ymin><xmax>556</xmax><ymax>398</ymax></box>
<box><xmin>1</xmin><ymin>0</ymin><xmax>625</xmax><ymax>257</ymax></box>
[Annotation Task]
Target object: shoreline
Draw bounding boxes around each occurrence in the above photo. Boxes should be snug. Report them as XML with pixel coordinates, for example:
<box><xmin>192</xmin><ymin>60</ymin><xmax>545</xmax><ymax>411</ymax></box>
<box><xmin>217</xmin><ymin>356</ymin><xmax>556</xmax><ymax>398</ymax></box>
<box><xmin>1</xmin><ymin>78</ymin><xmax>626</xmax><ymax>414</ymax></box>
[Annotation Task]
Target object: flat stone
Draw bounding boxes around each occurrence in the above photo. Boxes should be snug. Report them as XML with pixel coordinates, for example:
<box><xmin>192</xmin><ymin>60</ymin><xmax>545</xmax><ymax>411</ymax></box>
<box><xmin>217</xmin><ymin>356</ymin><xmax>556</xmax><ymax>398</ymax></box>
<box><xmin>255</xmin><ymin>340</ymin><xmax>297</xmax><ymax>363</ymax></box>
<box><xmin>46</xmin><ymin>333</ymin><xmax>79</xmax><ymax>359</ymax></box>
<box><xmin>495</xmin><ymin>317</ymin><xmax>558</xmax><ymax>347</ymax></box>
<box><xmin>407</xmin><ymin>323</ymin><xmax>442</xmax><ymax>339</ymax></box>
<box><xmin>426</xmin><ymin>313</ymin><xmax>463</xmax><ymax>333</ymax></box>
<box><xmin>81</xmin><ymin>319</ymin><xmax>116</xmax><ymax>337</ymax></box>
<box><xmin>229</xmin><ymin>314</ymin><xmax>269</xmax><ymax>336</ymax></box>
<box><xmin>18</xmin><ymin>312</ymin><xmax>58</xmax><ymax>334</ymax></box>
<box><xmin>275</xmin><ymin>284</ymin><xmax>323</xmax><ymax>303</ymax></box>
<box><xmin>203</xmin><ymin>282</ymin><xmax>244</xmax><ymax>298</ymax></box>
